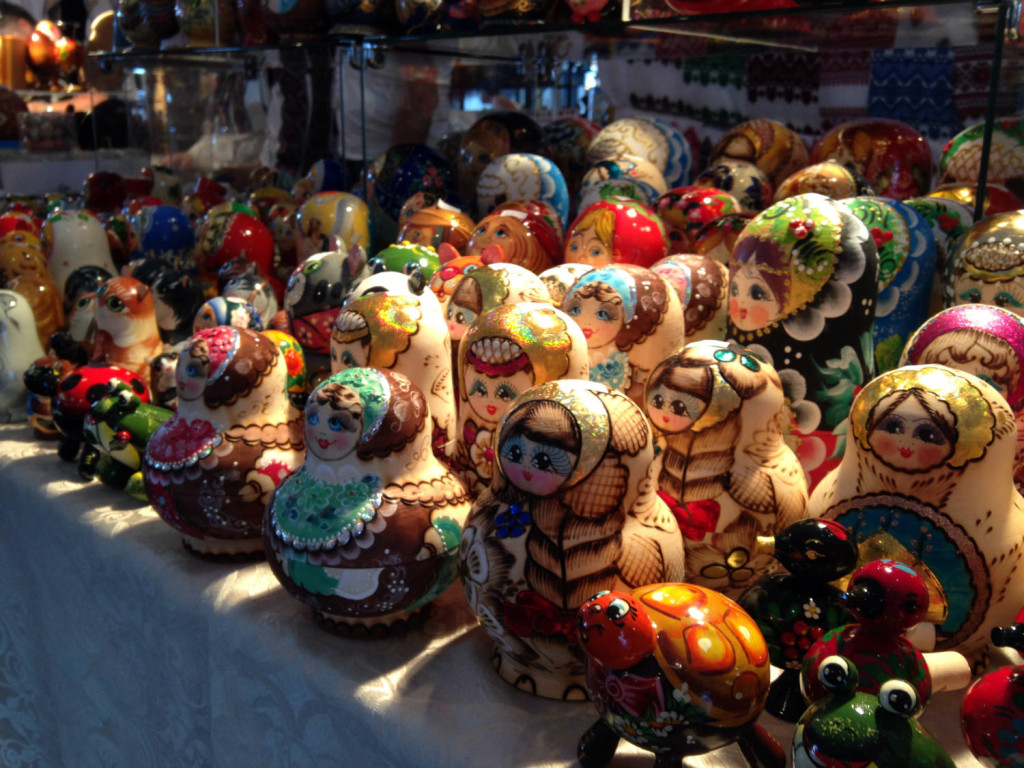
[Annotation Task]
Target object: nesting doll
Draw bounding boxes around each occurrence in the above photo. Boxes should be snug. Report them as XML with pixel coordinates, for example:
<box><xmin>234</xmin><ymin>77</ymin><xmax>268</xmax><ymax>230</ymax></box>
<box><xmin>807</xmin><ymin>365</ymin><xmax>1024</xmax><ymax>664</ymax></box>
<box><xmin>428</xmin><ymin>247</ymin><xmax>485</xmax><ymax>312</ymax></box>
<box><xmin>475</xmin><ymin>153</ymin><xmax>570</xmax><ymax>226</ymax></box>
<box><xmin>695</xmin><ymin>159</ymin><xmax>773</xmax><ymax>214</ymax></box>
<box><xmin>645</xmin><ymin>341</ymin><xmax>807</xmax><ymax>595</ymax></box>
<box><xmin>538</xmin><ymin>263</ymin><xmax>593</xmax><ymax>306</ymax></box>
<box><xmin>264</xmin><ymin>368</ymin><xmax>472</xmax><ymax>635</ymax></box>
<box><xmin>455</xmin><ymin>303</ymin><xmax>589</xmax><ymax>495</ymax></box>
<box><xmin>565</xmin><ymin>198</ymin><xmax>670</xmax><ymax>269</ymax></box>
<box><xmin>774</xmin><ymin>161</ymin><xmax>874</xmax><ymax>203</ymax></box>
<box><xmin>900</xmin><ymin>304</ymin><xmax>1024</xmax><ymax>491</ymax></box>
<box><xmin>42</xmin><ymin>209</ymin><xmax>117</xmax><ymax>296</ymax></box>
<box><xmin>458</xmin><ymin>380</ymin><xmax>686</xmax><ymax>699</ymax></box>
<box><xmin>464</xmin><ymin>208</ymin><xmax>561</xmax><ymax>275</ymax></box>
<box><xmin>6</xmin><ymin>274</ymin><xmax>65</xmax><ymax>350</ymax></box>
<box><xmin>904</xmin><ymin>196</ymin><xmax>973</xmax><ymax>315</ymax></box>
<box><xmin>457</xmin><ymin>111</ymin><xmax>544</xmax><ymax>214</ymax></box>
<box><xmin>562</xmin><ymin>264</ymin><xmax>685</xmax><ymax>403</ymax></box>
<box><xmin>0</xmin><ymin>289</ymin><xmax>45</xmax><ymax>422</ymax></box>
<box><xmin>295</xmin><ymin>192</ymin><xmax>373</xmax><ymax>262</ymax></box>
<box><xmin>654</xmin><ymin>187</ymin><xmax>740</xmax><ymax>254</ymax></box>
<box><xmin>223</xmin><ymin>272</ymin><xmax>287</xmax><ymax>331</ymax></box>
<box><xmin>129</xmin><ymin>204</ymin><xmax>195</xmax><ymax>270</ymax></box>
<box><xmin>193</xmin><ymin>296</ymin><xmax>264</xmax><ymax>333</ymax></box>
<box><xmin>586</xmin><ymin>117</ymin><xmax>695</xmax><ymax>190</ymax></box>
<box><xmin>445</xmin><ymin>262</ymin><xmax>552</xmax><ymax>348</ymax></box>
<box><xmin>397</xmin><ymin>202</ymin><xmax>475</xmax><ymax>253</ymax></box>
<box><xmin>576</xmin><ymin>156</ymin><xmax>667</xmax><ymax>210</ymax></box>
<box><xmin>330</xmin><ymin>290</ymin><xmax>455</xmax><ymax>461</ymax></box>
<box><xmin>841</xmin><ymin>197</ymin><xmax>936</xmax><ymax>372</ymax></box>
<box><xmin>144</xmin><ymin>327</ymin><xmax>305</xmax><ymax>558</ymax></box>
<box><xmin>0</xmin><ymin>236</ymin><xmax>50</xmax><ymax>284</ymax></box>
<box><xmin>727</xmin><ymin>193</ymin><xmax>879</xmax><ymax>489</ymax></box>
<box><xmin>91</xmin><ymin>276</ymin><xmax>163</xmax><ymax>388</ymax></box>
<box><xmin>946</xmin><ymin>210</ymin><xmax>1024</xmax><ymax>314</ymax></box>
<box><xmin>651</xmin><ymin>255</ymin><xmax>729</xmax><ymax>343</ymax></box>
<box><xmin>710</xmin><ymin>119</ymin><xmax>809</xmax><ymax>189</ymax></box>
<box><xmin>939</xmin><ymin>117</ymin><xmax>1024</xmax><ymax>198</ymax></box>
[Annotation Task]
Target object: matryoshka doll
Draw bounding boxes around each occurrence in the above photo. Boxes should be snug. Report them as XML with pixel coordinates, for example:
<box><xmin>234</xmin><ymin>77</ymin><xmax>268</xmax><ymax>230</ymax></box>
<box><xmin>773</xmin><ymin>160</ymin><xmax>874</xmax><ymax>203</ymax></box>
<box><xmin>91</xmin><ymin>276</ymin><xmax>163</xmax><ymax>389</ymax></box>
<box><xmin>565</xmin><ymin>198</ymin><xmax>670</xmax><ymax>269</ymax></box>
<box><xmin>646</xmin><ymin>341</ymin><xmax>807</xmax><ymax>596</ymax></box>
<box><xmin>295</xmin><ymin>192</ymin><xmax>373</xmax><ymax>262</ymax></box>
<box><xmin>464</xmin><ymin>207</ymin><xmax>561</xmax><ymax>275</ymax></box>
<box><xmin>651</xmin><ymin>255</ymin><xmax>729</xmax><ymax>343</ymax></box>
<box><xmin>264</xmin><ymin>368</ymin><xmax>471</xmax><ymax>634</ymax></box>
<box><xmin>710</xmin><ymin>118</ymin><xmax>809</xmax><ymax>190</ymax></box>
<box><xmin>330</xmin><ymin>289</ymin><xmax>456</xmax><ymax>461</ymax></box>
<box><xmin>144</xmin><ymin>327</ymin><xmax>305</xmax><ymax>558</ymax></box>
<box><xmin>727</xmin><ymin>193</ymin><xmax>879</xmax><ymax>489</ymax></box>
<box><xmin>455</xmin><ymin>302</ymin><xmax>589</xmax><ymax>495</ymax></box>
<box><xmin>457</xmin><ymin>111</ymin><xmax>544</xmax><ymax>215</ymax></box>
<box><xmin>397</xmin><ymin>202</ymin><xmax>475</xmax><ymax>253</ymax></box>
<box><xmin>42</xmin><ymin>208</ymin><xmax>117</xmax><ymax>296</ymax></box>
<box><xmin>586</xmin><ymin>117</ymin><xmax>695</xmax><ymax>190</ymax></box>
<box><xmin>939</xmin><ymin>117</ymin><xmax>1024</xmax><ymax>198</ymax></box>
<box><xmin>946</xmin><ymin>210</ymin><xmax>1024</xmax><ymax>315</ymax></box>
<box><xmin>900</xmin><ymin>304</ymin><xmax>1024</xmax><ymax>491</ymax></box>
<box><xmin>475</xmin><ymin>153</ymin><xmax>571</xmax><ymax>228</ymax></box>
<box><xmin>0</xmin><ymin>289</ymin><xmax>45</xmax><ymax>423</ymax></box>
<box><xmin>459</xmin><ymin>379</ymin><xmax>686</xmax><ymax>698</ymax></box>
<box><xmin>806</xmin><ymin>365</ymin><xmax>1024</xmax><ymax>665</ymax></box>
<box><xmin>538</xmin><ymin>262</ymin><xmax>592</xmax><ymax>306</ymax></box>
<box><xmin>6</xmin><ymin>274</ymin><xmax>65</xmax><ymax>350</ymax></box>
<box><xmin>562</xmin><ymin>264</ymin><xmax>685</xmax><ymax>403</ymax></box>
<box><xmin>654</xmin><ymin>187</ymin><xmax>740</xmax><ymax>254</ymax></box>
<box><xmin>192</xmin><ymin>296</ymin><xmax>264</xmax><ymax>333</ymax></box>
<box><xmin>196</xmin><ymin>211</ymin><xmax>281</xmax><ymax>298</ymax></box>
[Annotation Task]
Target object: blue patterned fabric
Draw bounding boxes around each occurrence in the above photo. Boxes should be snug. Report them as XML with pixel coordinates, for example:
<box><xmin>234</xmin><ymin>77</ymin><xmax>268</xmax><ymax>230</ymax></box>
<box><xmin>868</xmin><ymin>47</ymin><xmax>961</xmax><ymax>140</ymax></box>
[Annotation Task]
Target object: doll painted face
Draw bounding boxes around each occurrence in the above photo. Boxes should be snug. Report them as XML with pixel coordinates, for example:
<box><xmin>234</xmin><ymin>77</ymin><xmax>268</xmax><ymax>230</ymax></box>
<box><xmin>304</xmin><ymin>387</ymin><xmax>361</xmax><ymax>462</ymax></box>
<box><xmin>729</xmin><ymin>263</ymin><xmax>782</xmax><ymax>331</ymax></box>
<box><xmin>565</xmin><ymin>288</ymin><xmax>624</xmax><ymax>349</ymax></box>
<box><xmin>565</xmin><ymin>224</ymin><xmax>611</xmax><ymax>267</ymax></box>
<box><xmin>467</xmin><ymin>367</ymin><xmax>534</xmax><ymax>423</ymax></box>
<box><xmin>446</xmin><ymin>298</ymin><xmax>478</xmax><ymax>340</ymax></box>
<box><xmin>866</xmin><ymin>390</ymin><xmax>956</xmax><ymax>473</ymax></box>
<box><xmin>500</xmin><ymin>427</ymin><xmax>578</xmax><ymax>497</ymax></box>
<box><xmin>953</xmin><ymin>274</ymin><xmax>1024</xmax><ymax>314</ymax></box>
<box><xmin>177</xmin><ymin>343</ymin><xmax>209</xmax><ymax>402</ymax></box>
<box><xmin>646</xmin><ymin>381</ymin><xmax>707</xmax><ymax>433</ymax></box>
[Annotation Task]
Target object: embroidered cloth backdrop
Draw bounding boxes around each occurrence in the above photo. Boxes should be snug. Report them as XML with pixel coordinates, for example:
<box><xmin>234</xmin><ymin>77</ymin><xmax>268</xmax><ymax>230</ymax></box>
<box><xmin>0</xmin><ymin>423</ymin><xmax>1000</xmax><ymax>767</ymax></box>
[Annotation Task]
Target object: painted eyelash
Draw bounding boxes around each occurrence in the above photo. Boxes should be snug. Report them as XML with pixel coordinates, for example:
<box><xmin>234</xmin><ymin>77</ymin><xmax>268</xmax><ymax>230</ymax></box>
<box><xmin>532</xmin><ymin>445</ymin><xmax>573</xmax><ymax>475</ymax></box>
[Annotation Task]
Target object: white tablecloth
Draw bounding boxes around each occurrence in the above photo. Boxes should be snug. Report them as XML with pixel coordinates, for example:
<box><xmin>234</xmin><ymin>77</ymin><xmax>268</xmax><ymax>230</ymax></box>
<box><xmin>0</xmin><ymin>423</ymin><xmax>990</xmax><ymax>768</ymax></box>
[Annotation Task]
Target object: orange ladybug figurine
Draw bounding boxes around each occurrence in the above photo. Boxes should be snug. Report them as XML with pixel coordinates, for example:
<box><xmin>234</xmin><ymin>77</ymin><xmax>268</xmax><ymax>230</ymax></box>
<box><xmin>576</xmin><ymin>583</ymin><xmax>785</xmax><ymax>768</ymax></box>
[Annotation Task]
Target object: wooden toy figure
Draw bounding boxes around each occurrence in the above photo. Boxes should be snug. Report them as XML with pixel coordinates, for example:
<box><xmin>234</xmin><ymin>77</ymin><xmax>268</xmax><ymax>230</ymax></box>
<box><xmin>563</xmin><ymin>264</ymin><xmax>685</xmax><ymax>404</ymax></box>
<box><xmin>192</xmin><ymin>296</ymin><xmax>264</xmax><ymax>333</ymax></box>
<box><xmin>6</xmin><ymin>273</ymin><xmax>65</xmax><ymax>350</ymax></box>
<box><xmin>458</xmin><ymin>380</ymin><xmax>685</xmax><ymax>699</ymax></box>
<box><xmin>738</xmin><ymin>518</ymin><xmax>858</xmax><ymax>722</ymax></box>
<box><xmin>454</xmin><ymin>302</ymin><xmax>589</xmax><ymax>495</ymax></box>
<box><xmin>91</xmin><ymin>276</ymin><xmax>163</xmax><ymax>390</ymax></box>
<box><xmin>152</xmin><ymin>269</ymin><xmax>206</xmax><ymax>348</ymax></box>
<box><xmin>538</xmin><ymin>263</ymin><xmax>593</xmax><ymax>306</ymax></box>
<box><xmin>264</xmin><ymin>368</ymin><xmax>472</xmax><ymax>635</ymax></box>
<box><xmin>330</xmin><ymin>289</ymin><xmax>456</xmax><ymax>461</ymax></box>
<box><xmin>0</xmin><ymin>289</ymin><xmax>45</xmax><ymax>422</ymax></box>
<box><xmin>42</xmin><ymin>208</ymin><xmax>117</xmax><ymax>296</ymax></box>
<box><xmin>565</xmin><ymin>198</ymin><xmax>670</xmax><ymax>269</ymax></box>
<box><xmin>645</xmin><ymin>341</ymin><xmax>808</xmax><ymax>595</ymax></box>
<box><xmin>800</xmin><ymin>560</ymin><xmax>932</xmax><ymax>707</ymax></box>
<box><xmin>576</xmin><ymin>584</ymin><xmax>785</xmax><ymax>768</ymax></box>
<box><xmin>947</xmin><ymin>210</ymin><xmax>1024</xmax><ymax>314</ymax></box>
<box><xmin>464</xmin><ymin>207</ymin><xmax>562</xmax><ymax>275</ymax></box>
<box><xmin>710</xmin><ymin>119</ymin><xmax>809</xmax><ymax>189</ymax></box>
<box><xmin>793</xmin><ymin>656</ymin><xmax>955</xmax><ymax>768</ymax></box>
<box><xmin>727</xmin><ymin>192</ymin><xmax>879</xmax><ymax>489</ymax></box>
<box><xmin>397</xmin><ymin>203</ymin><xmax>475</xmax><ymax>253</ymax></box>
<box><xmin>960</xmin><ymin>618</ymin><xmax>1024</xmax><ymax>768</ymax></box>
<box><xmin>651</xmin><ymin>255</ymin><xmax>730</xmax><ymax>343</ymax></box>
<box><xmin>900</xmin><ymin>304</ymin><xmax>1024</xmax><ymax>491</ymax></box>
<box><xmin>144</xmin><ymin>327</ymin><xmax>305</xmax><ymax>559</ymax></box>
<box><xmin>807</xmin><ymin>365</ymin><xmax>1024</xmax><ymax>664</ymax></box>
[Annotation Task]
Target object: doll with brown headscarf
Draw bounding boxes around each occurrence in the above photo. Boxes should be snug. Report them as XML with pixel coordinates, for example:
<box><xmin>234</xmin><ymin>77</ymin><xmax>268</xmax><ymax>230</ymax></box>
<box><xmin>144</xmin><ymin>327</ymin><xmax>305</xmax><ymax>559</ymax></box>
<box><xmin>459</xmin><ymin>380</ymin><xmax>684</xmax><ymax>699</ymax></box>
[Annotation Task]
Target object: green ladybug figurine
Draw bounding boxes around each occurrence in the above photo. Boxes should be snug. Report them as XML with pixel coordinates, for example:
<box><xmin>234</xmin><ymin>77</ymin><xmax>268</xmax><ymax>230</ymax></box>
<box><xmin>793</xmin><ymin>655</ymin><xmax>955</xmax><ymax>768</ymax></box>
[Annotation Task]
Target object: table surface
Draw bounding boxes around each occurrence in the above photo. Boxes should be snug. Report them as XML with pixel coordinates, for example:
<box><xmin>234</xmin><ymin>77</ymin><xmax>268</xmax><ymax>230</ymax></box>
<box><xmin>0</xmin><ymin>422</ymin><xmax>996</xmax><ymax>768</ymax></box>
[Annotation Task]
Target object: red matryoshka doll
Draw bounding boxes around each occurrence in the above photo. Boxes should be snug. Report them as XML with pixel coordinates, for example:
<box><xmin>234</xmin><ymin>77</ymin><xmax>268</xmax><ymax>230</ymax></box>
<box><xmin>455</xmin><ymin>302</ymin><xmax>589</xmax><ymax>495</ymax></box>
<box><xmin>946</xmin><ymin>210</ymin><xmax>1024</xmax><ymax>315</ymax></box>
<box><xmin>457</xmin><ymin>111</ymin><xmax>544</xmax><ymax>215</ymax></box>
<box><xmin>197</xmin><ymin>211</ymin><xmax>282</xmax><ymax>298</ymax></box>
<box><xmin>464</xmin><ymin>207</ymin><xmax>561</xmax><ymax>275</ymax></box>
<box><xmin>459</xmin><ymin>380</ymin><xmax>686</xmax><ymax>698</ymax></box>
<box><xmin>397</xmin><ymin>202</ymin><xmax>475</xmax><ymax>253</ymax></box>
<box><xmin>91</xmin><ymin>276</ymin><xmax>163</xmax><ymax>389</ymax></box>
<box><xmin>900</xmin><ymin>304</ymin><xmax>1024</xmax><ymax>492</ymax></box>
<box><xmin>727</xmin><ymin>193</ymin><xmax>879</xmax><ymax>489</ymax></box>
<box><xmin>645</xmin><ymin>341</ymin><xmax>807</xmax><ymax>595</ymax></box>
<box><xmin>144</xmin><ymin>327</ymin><xmax>305</xmax><ymax>558</ymax></box>
<box><xmin>295</xmin><ymin>191</ymin><xmax>373</xmax><ymax>263</ymax></box>
<box><xmin>264</xmin><ymin>367</ymin><xmax>471</xmax><ymax>635</ymax></box>
<box><xmin>83</xmin><ymin>171</ymin><xmax>127</xmax><ymax>214</ymax></box>
<box><xmin>42</xmin><ymin>208</ymin><xmax>117</xmax><ymax>297</ymax></box>
<box><xmin>710</xmin><ymin>118</ymin><xmax>809</xmax><ymax>189</ymax></box>
<box><xmin>330</xmin><ymin>288</ymin><xmax>456</xmax><ymax>461</ymax></box>
<box><xmin>812</xmin><ymin>119</ymin><xmax>932</xmax><ymax>200</ymax></box>
<box><xmin>651</xmin><ymin>255</ymin><xmax>729</xmax><ymax>343</ymax></box>
<box><xmin>806</xmin><ymin>365</ymin><xmax>1024</xmax><ymax>665</ymax></box>
<box><xmin>562</xmin><ymin>264</ymin><xmax>685</xmax><ymax>403</ymax></box>
<box><xmin>654</xmin><ymin>187</ymin><xmax>740</xmax><ymax>254</ymax></box>
<box><xmin>565</xmin><ymin>198</ymin><xmax>670</xmax><ymax>269</ymax></box>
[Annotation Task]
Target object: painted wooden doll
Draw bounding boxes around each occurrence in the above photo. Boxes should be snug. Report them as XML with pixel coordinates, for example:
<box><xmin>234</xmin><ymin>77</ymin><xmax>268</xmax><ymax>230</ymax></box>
<box><xmin>900</xmin><ymin>304</ymin><xmax>1024</xmax><ymax>492</ymax></box>
<box><xmin>538</xmin><ymin>263</ymin><xmax>592</xmax><ymax>306</ymax></box>
<box><xmin>0</xmin><ymin>289</ymin><xmax>45</xmax><ymax>423</ymax></box>
<box><xmin>192</xmin><ymin>296</ymin><xmax>264</xmax><ymax>333</ymax></box>
<box><xmin>646</xmin><ymin>341</ymin><xmax>807</xmax><ymax>595</ymax></box>
<box><xmin>562</xmin><ymin>264</ymin><xmax>685</xmax><ymax>403</ymax></box>
<box><xmin>6</xmin><ymin>273</ymin><xmax>65</xmax><ymax>351</ymax></box>
<box><xmin>565</xmin><ymin>198</ymin><xmax>670</xmax><ymax>269</ymax></box>
<box><xmin>651</xmin><ymin>255</ymin><xmax>729</xmax><ymax>343</ymax></box>
<box><xmin>806</xmin><ymin>364</ymin><xmax>1024</xmax><ymax>664</ymax></box>
<box><xmin>459</xmin><ymin>379</ymin><xmax>685</xmax><ymax>699</ymax></box>
<box><xmin>726</xmin><ymin>192</ymin><xmax>879</xmax><ymax>490</ymax></box>
<box><xmin>710</xmin><ymin>118</ymin><xmax>809</xmax><ymax>189</ymax></box>
<box><xmin>841</xmin><ymin>196</ymin><xmax>936</xmax><ymax>373</ymax></box>
<box><xmin>42</xmin><ymin>209</ymin><xmax>117</xmax><ymax>296</ymax></box>
<box><xmin>330</xmin><ymin>289</ymin><xmax>456</xmax><ymax>461</ymax></box>
<box><xmin>464</xmin><ymin>207</ymin><xmax>561</xmax><ymax>275</ymax></box>
<box><xmin>946</xmin><ymin>210</ymin><xmax>1024</xmax><ymax>314</ymax></box>
<box><xmin>144</xmin><ymin>327</ymin><xmax>305</xmax><ymax>558</ymax></box>
<box><xmin>476</xmin><ymin>153</ymin><xmax>570</xmax><ymax>227</ymax></box>
<box><xmin>152</xmin><ymin>269</ymin><xmax>206</xmax><ymax>348</ymax></box>
<box><xmin>455</xmin><ymin>302</ymin><xmax>589</xmax><ymax>495</ymax></box>
<box><xmin>91</xmin><ymin>276</ymin><xmax>164</xmax><ymax>390</ymax></box>
<box><xmin>264</xmin><ymin>368</ymin><xmax>472</xmax><ymax>635</ymax></box>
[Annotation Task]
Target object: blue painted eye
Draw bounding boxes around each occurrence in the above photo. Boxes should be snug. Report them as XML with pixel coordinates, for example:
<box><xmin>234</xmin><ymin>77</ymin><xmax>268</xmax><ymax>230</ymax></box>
<box><xmin>596</xmin><ymin>308</ymin><xmax>611</xmax><ymax>322</ymax></box>
<box><xmin>328</xmin><ymin>416</ymin><xmax>343</xmax><ymax>432</ymax></box>
<box><xmin>307</xmin><ymin>411</ymin><xmax>319</xmax><ymax>425</ymax></box>
<box><xmin>568</xmin><ymin>304</ymin><xmax>581</xmax><ymax>317</ymax></box>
